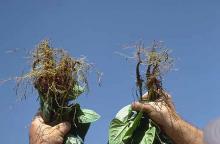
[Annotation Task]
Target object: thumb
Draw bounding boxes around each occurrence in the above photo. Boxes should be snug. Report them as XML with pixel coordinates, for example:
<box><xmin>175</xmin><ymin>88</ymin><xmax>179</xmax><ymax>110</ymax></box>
<box><xmin>53</xmin><ymin>122</ymin><xmax>71</xmax><ymax>136</ymax></box>
<box><xmin>132</xmin><ymin>101</ymin><xmax>155</xmax><ymax>114</ymax></box>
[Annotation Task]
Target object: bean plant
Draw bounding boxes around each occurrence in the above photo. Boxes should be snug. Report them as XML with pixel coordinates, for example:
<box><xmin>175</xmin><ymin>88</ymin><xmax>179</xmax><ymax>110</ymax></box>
<box><xmin>109</xmin><ymin>41</ymin><xmax>174</xmax><ymax>144</ymax></box>
<box><xmin>17</xmin><ymin>40</ymin><xmax>100</xmax><ymax>144</ymax></box>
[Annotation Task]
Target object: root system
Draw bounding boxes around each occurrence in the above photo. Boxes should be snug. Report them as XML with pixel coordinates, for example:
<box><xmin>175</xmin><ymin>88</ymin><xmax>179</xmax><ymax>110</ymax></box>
<box><xmin>18</xmin><ymin>40</ymin><xmax>91</xmax><ymax>123</ymax></box>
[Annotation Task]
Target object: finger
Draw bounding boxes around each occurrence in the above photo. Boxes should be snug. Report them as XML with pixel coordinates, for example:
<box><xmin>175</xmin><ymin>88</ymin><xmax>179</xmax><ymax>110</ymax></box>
<box><xmin>53</xmin><ymin>122</ymin><xmax>71</xmax><ymax>137</ymax></box>
<box><xmin>132</xmin><ymin>101</ymin><xmax>154</xmax><ymax>114</ymax></box>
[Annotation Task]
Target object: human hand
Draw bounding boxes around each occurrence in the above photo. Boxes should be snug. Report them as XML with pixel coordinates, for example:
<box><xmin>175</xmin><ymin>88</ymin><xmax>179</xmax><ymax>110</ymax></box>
<box><xmin>131</xmin><ymin>91</ymin><xmax>179</xmax><ymax>132</ymax></box>
<box><xmin>29</xmin><ymin>113</ymin><xmax>71</xmax><ymax>144</ymax></box>
<box><xmin>132</xmin><ymin>91</ymin><xmax>204</xmax><ymax>144</ymax></box>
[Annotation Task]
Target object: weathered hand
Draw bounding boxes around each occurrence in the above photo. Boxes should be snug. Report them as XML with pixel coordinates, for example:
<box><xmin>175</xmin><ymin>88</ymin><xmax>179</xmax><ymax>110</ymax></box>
<box><xmin>131</xmin><ymin>91</ymin><xmax>179</xmax><ymax>132</ymax></box>
<box><xmin>132</xmin><ymin>91</ymin><xmax>205</xmax><ymax>144</ymax></box>
<box><xmin>29</xmin><ymin>113</ymin><xmax>71</xmax><ymax>144</ymax></box>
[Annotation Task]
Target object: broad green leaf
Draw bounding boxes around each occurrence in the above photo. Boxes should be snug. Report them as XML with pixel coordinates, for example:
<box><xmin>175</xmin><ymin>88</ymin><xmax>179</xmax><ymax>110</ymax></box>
<box><xmin>123</xmin><ymin>111</ymin><xmax>143</xmax><ymax>142</ymax></box>
<box><xmin>115</xmin><ymin>105</ymin><xmax>132</xmax><ymax>123</ymax></box>
<box><xmin>109</xmin><ymin>105</ymin><xmax>164</xmax><ymax>144</ymax></box>
<box><xmin>78</xmin><ymin>109</ymin><xmax>100</xmax><ymax>123</ymax></box>
<box><xmin>129</xmin><ymin>117</ymin><xmax>150</xmax><ymax>143</ymax></box>
<box><xmin>109</xmin><ymin>106</ymin><xmax>144</xmax><ymax>144</ymax></box>
<box><xmin>140</xmin><ymin>123</ymin><xmax>156</xmax><ymax>144</ymax></box>
<box><xmin>65</xmin><ymin>135</ymin><xmax>83</xmax><ymax>144</ymax></box>
<box><xmin>109</xmin><ymin>106</ymin><xmax>141</xmax><ymax>144</ymax></box>
<box><xmin>109</xmin><ymin>119</ymin><xmax>131</xmax><ymax>144</ymax></box>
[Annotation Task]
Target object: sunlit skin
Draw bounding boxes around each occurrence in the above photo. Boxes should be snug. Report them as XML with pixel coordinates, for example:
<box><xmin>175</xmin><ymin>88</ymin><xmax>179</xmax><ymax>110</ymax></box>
<box><xmin>30</xmin><ymin>91</ymin><xmax>205</xmax><ymax>144</ymax></box>
<box><xmin>29</xmin><ymin>113</ymin><xmax>71</xmax><ymax>144</ymax></box>
<box><xmin>132</xmin><ymin>92</ymin><xmax>205</xmax><ymax>144</ymax></box>
<box><xmin>28</xmin><ymin>41</ymin><xmax>95</xmax><ymax>144</ymax></box>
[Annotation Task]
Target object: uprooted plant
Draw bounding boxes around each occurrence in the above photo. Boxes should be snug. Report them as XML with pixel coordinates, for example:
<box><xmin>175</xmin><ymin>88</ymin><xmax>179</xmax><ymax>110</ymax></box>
<box><xmin>109</xmin><ymin>41</ymin><xmax>174</xmax><ymax>144</ymax></box>
<box><xmin>17</xmin><ymin>40</ymin><xmax>100</xmax><ymax>144</ymax></box>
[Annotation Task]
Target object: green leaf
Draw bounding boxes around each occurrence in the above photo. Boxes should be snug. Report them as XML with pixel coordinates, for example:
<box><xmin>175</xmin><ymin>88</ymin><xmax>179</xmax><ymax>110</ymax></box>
<box><xmin>109</xmin><ymin>119</ymin><xmax>131</xmax><ymax>144</ymax></box>
<box><xmin>140</xmin><ymin>123</ymin><xmax>156</xmax><ymax>144</ymax></box>
<box><xmin>115</xmin><ymin>105</ymin><xmax>132</xmax><ymax>123</ymax></box>
<box><xmin>76</xmin><ymin>123</ymin><xmax>91</xmax><ymax>140</ymax></box>
<box><xmin>109</xmin><ymin>105</ymin><xmax>134</xmax><ymax>144</ymax></box>
<box><xmin>65</xmin><ymin>134</ymin><xmax>83</xmax><ymax>144</ymax></box>
<box><xmin>78</xmin><ymin>109</ymin><xmax>100</xmax><ymax>123</ymax></box>
<box><xmin>109</xmin><ymin>106</ymin><xmax>143</xmax><ymax>144</ymax></box>
<box><xmin>123</xmin><ymin>111</ymin><xmax>143</xmax><ymax>142</ymax></box>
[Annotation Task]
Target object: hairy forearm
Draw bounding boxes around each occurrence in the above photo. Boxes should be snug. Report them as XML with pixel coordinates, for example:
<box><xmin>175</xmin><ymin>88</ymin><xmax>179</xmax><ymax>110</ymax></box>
<box><xmin>164</xmin><ymin>117</ymin><xmax>204</xmax><ymax>144</ymax></box>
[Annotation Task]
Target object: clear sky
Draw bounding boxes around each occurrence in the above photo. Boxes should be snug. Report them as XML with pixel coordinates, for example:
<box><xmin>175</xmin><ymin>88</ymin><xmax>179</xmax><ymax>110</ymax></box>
<box><xmin>0</xmin><ymin>0</ymin><xmax>220</xmax><ymax>143</ymax></box>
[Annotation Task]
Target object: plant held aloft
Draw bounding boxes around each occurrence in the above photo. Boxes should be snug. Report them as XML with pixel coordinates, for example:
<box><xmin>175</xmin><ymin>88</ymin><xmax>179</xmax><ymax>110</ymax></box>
<box><xmin>109</xmin><ymin>41</ymin><xmax>174</xmax><ymax>144</ymax></box>
<box><xmin>19</xmin><ymin>40</ymin><xmax>100</xmax><ymax>144</ymax></box>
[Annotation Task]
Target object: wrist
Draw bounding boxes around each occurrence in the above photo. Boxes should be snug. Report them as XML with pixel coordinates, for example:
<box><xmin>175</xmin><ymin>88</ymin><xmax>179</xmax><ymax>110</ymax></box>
<box><xmin>162</xmin><ymin>113</ymin><xmax>182</xmax><ymax>136</ymax></box>
<box><xmin>163</xmin><ymin>116</ymin><xmax>204</xmax><ymax>144</ymax></box>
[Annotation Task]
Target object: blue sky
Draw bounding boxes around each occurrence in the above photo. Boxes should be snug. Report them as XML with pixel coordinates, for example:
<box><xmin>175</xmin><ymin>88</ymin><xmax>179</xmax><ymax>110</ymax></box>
<box><xmin>0</xmin><ymin>0</ymin><xmax>220</xmax><ymax>143</ymax></box>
